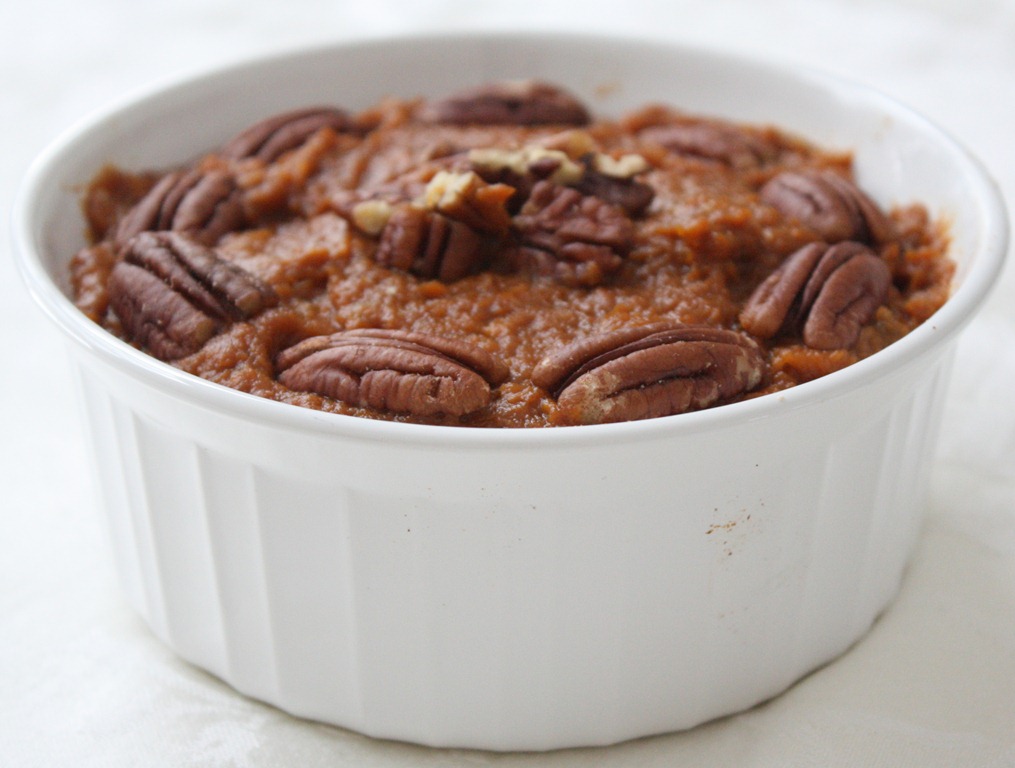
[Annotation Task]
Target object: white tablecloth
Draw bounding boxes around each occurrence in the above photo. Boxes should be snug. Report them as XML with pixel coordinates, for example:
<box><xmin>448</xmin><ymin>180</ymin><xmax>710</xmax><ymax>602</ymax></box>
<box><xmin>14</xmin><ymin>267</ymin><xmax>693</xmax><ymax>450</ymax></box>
<box><xmin>3</xmin><ymin>1</ymin><xmax>1013</xmax><ymax>765</ymax></box>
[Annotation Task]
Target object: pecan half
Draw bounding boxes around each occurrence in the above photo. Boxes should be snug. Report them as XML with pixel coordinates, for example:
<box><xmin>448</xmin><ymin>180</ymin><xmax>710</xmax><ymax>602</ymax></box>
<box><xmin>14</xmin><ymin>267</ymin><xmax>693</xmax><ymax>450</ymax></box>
<box><xmin>511</xmin><ymin>181</ymin><xmax>633</xmax><ymax>286</ymax></box>
<box><xmin>739</xmin><ymin>241</ymin><xmax>892</xmax><ymax>350</ymax></box>
<box><xmin>220</xmin><ymin>107</ymin><xmax>352</xmax><ymax>162</ymax></box>
<box><xmin>640</xmin><ymin>122</ymin><xmax>772</xmax><ymax>168</ymax></box>
<box><xmin>107</xmin><ymin>231</ymin><xmax>277</xmax><ymax>360</ymax></box>
<box><xmin>419</xmin><ymin>80</ymin><xmax>590</xmax><ymax>126</ymax></box>
<box><xmin>532</xmin><ymin>324</ymin><xmax>766</xmax><ymax>425</ymax></box>
<box><xmin>276</xmin><ymin>328</ymin><xmax>509</xmax><ymax>417</ymax></box>
<box><xmin>374</xmin><ymin>204</ymin><xmax>486</xmax><ymax>282</ymax></box>
<box><xmin>114</xmin><ymin>167</ymin><xmax>245</xmax><ymax>247</ymax></box>
<box><xmin>760</xmin><ymin>169</ymin><xmax>894</xmax><ymax>244</ymax></box>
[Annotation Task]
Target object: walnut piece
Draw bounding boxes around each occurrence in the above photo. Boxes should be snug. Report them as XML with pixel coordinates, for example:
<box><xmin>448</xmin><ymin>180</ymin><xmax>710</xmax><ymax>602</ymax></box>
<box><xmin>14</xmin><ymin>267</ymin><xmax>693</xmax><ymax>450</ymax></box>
<box><xmin>220</xmin><ymin>107</ymin><xmax>352</xmax><ymax>163</ymax></box>
<box><xmin>760</xmin><ymin>169</ymin><xmax>894</xmax><ymax>244</ymax></box>
<box><xmin>419</xmin><ymin>80</ymin><xmax>590</xmax><ymax>126</ymax></box>
<box><xmin>511</xmin><ymin>181</ymin><xmax>633</xmax><ymax>286</ymax></box>
<box><xmin>739</xmin><ymin>241</ymin><xmax>892</xmax><ymax>350</ymax></box>
<box><xmin>114</xmin><ymin>167</ymin><xmax>246</xmax><ymax>248</ymax></box>
<box><xmin>107</xmin><ymin>231</ymin><xmax>277</xmax><ymax>360</ymax></box>
<box><xmin>532</xmin><ymin>323</ymin><xmax>766</xmax><ymax>425</ymax></box>
<box><xmin>276</xmin><ymin>328</ymin><xmax>509</xmax><ymax>417</ymax></box>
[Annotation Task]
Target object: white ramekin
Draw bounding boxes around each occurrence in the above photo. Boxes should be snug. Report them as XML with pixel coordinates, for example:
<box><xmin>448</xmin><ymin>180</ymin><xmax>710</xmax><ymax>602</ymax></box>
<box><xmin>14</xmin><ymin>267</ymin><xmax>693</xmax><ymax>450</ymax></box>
<box><xmin>13</xmin><ymin>32</ymin><xmax>1008</xmax><ymax>751</ymax></box>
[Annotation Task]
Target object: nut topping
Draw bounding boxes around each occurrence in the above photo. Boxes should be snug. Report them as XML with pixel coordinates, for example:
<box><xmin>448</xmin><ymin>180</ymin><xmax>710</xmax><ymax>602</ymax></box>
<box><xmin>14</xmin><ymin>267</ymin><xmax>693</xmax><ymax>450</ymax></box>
<box><xmin>760</xmin><ymin>169</ymin><xmax>894</xmax><ymax>244</ymax></box>
<box><xmin>532</xmin><ymin>324</ymin><xmax>766</xmax><ymax>425</ymax></box>
<box><xmin>220</xmin><ymin>107</ymin><xmax>352</xmax><ymax>162</ymax></box>
<box><xmin>70</xmin><ymin>81</ymin><xmax>953</xmax><ymax>429</ymax></box>
<box><xmin>511</xmin><ymin>181</ymin><xmax>634</xmax><ymax>286</ymax></box>
<box><xmin>739</xmin><ymin>241</ymin><xmax>892</xmax><ymax>350</ymax></box>
<box><xmin>419</xmin><ymin>80</ymin><xmax>590</xmax><ymax>126</ymax></box>
<box><xmin>572</xmin><ymin>153</ymin><xmax>655</xmax><ymax>216</ymax></box>
<box><xmin>588</xmin><ymin>153</ymin><xmax>652</xmax><ymax>179</ymax></box>
<box><xmin>469</xmin><ymin>146</ymin><xmax>655</xmax><ymax>216</ymax></box>
<box><xmin>374</xmin><ymin>204</ymin><xmax>486</xmax><ymax>282</ymax></box>
<box><xmin>422</xmin><ymin>170</ymin><xmax>515</xmax><ymax>236</ymax></box>
<box><xmin>469</xmin><ymin>145</ymin><xmax>586</xmax><ymax>213</ymax></box>
<box><xmin>276</xmin><ymin>328</ymin><xmax>509</xmax><ymax>417</ymax></box>
<box><xmin>469</xmin><ymin>146</ymin><xmax>586</xmax><ymax>188</ymax></box>
<box><xmin>351</xmin><ymin>199</ymin><xmax>395</xmax><ymax>236</ymax></box>
<box><xmin>353</xmin><ymin>172</ymin><xmax>514</xmax><ymax>282</ymax></box>
<box><xmin>640</xmin><ymin>122</ymin><xmax>773</xmax><ymax>168</ymax></box>
<box><xmin>114</xmin><ymin>167</ymin><xmax>245</xmax><ymax>248</ymax></box>
<box><xmin>107</xmin><ymin>231</ymin><xmax>277</xmax><ymax>360</ymax></box>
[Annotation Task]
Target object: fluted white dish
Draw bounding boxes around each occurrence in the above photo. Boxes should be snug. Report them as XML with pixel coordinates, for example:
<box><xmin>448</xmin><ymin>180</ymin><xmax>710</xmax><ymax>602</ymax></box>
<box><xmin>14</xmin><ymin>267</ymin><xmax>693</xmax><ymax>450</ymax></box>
<box><xmin>13</xmin><ymin>32</ymin><xmax>1008</xmax><ymax>751</ymax></box>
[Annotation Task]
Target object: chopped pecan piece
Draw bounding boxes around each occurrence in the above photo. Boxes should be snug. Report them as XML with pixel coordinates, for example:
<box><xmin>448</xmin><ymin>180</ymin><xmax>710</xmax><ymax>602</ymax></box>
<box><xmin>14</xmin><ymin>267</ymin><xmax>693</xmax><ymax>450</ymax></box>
<box><xmin>640</xmin><ymin>122</ymin><xmax>773</xmax><ymax>168</ymax></box>
<box><xmin>419</xmin><ymin>80</ymin><xmax>590</xmax><ymax>126</ymax></box>
<box><xmin>374</xmin><ymin>204</ymin><xmax>486</xmax><ymax>282</ymax></box>
<box><xmin>107</xmin><ymin>231</ymin><xmax>277</xmax><ymax>360</ymax></box>
<box><xmin>572</xmin><ymin>153</ymin><xmax>655</xmax><ymax>216</ymax></box>
<box><xmin>532</xmin><ymin>324</ymin><xmax>766</xmax><ymax>425</ymax></box>
<box><xmin>469</xmin><ymin>146</ymin><xmax>655</xmax><ymax>216</ymax></box>
<box><xmin>114</xmin><ymin>167</ymin><xmax>245</xmax><ymax>248</ymax></box>
<box><xmin>536</xmin><ymin>128</ymin><xmax>600</xmax><ymax>158</ymax></box>
<box><xmin>220</xmin><ymin>107</ymin><xmax>352</xmax><ymax>162</ymax></box>
<box><xmin>276</xmin><ymin>328</ymin><xmax>509</xmax><ymax>417</ymax></box>
<box><xmin>469</xmin><ymin>146</ymin><xmax>584</xmax><ymax>212</ymax></box>
<box><xmin>511</xmin><ymin>181</ymin><xmax>633</xmax><ymax>286</ymax></box>
<box><xmin>739</xmin><ymin>241</ymin><xmax>892</xmax><ymax>350</ymax></box>
<box><xmin>351</xmin><ymin>199</ymin><xmax>395</xmax><ymax>236</ymax></box>
<box><xmin>422</xmin><ymin>171</ymin><xmax>515</xmax><ymax>236</ymax></box>
<box><xmin>760</xmin><ymin>169</ymin><xmax>894</xmax><ymax>244</ymax></box>
<box><xmin>469</xmin><ymin>146</ymin><xmax>585</xmax><ymax>186</ymax></box>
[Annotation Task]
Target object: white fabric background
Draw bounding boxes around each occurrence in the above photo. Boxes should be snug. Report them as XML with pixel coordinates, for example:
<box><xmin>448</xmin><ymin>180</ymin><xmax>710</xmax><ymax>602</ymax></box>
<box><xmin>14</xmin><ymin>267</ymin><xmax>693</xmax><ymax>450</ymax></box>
<box><xmin>2</xmin><ymin>0</ymin><xmax>1014</xmax><ymax>765</ymax></box>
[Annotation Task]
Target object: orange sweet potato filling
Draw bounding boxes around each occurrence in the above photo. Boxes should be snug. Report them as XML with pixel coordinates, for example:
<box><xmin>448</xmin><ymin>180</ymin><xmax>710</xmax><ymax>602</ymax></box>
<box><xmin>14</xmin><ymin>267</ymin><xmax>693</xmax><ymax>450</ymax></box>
<box><xmin>71</xmin><ymin>98</ymin><xmax>953</xmax><ymax>427</ymax></box>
